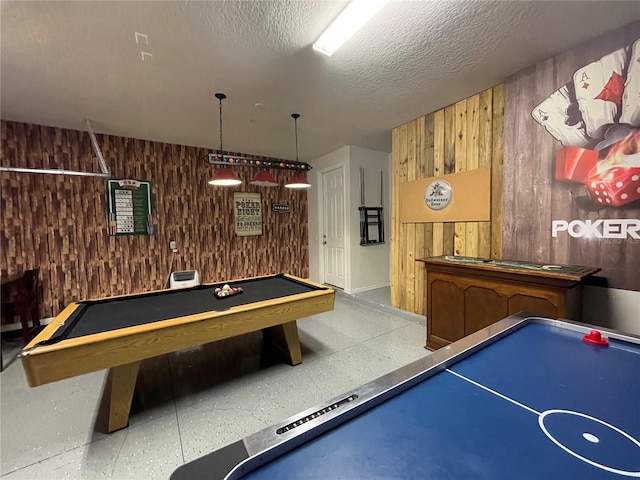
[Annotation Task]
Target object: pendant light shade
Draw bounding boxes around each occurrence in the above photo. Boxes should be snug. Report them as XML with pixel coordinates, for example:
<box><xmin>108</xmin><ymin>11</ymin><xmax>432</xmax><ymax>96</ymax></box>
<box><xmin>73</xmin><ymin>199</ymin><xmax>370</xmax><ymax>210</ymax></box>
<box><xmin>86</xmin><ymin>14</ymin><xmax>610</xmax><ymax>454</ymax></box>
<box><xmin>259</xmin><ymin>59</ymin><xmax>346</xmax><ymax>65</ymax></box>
<box><xmin>209</xmin><ymin>92</ymin><xmax>242</xmax><ymax>187</ymax></box>
<box><xmin>250</xmin><ymin>169</ymin><xmax>278</xmax><ymax>187</ymax></box>
<box><xmin>285</xmin><ymin>171</ymin><xmax>311</xmax><ymax>189</ymax></box>
<box><xmin>285</xmin><ymin>113</ymin><xmax>311</xmax><ymax>189</ymax></box>
<box><xmin>209</xmin><ymin>167</ymin><xmax>242</xmax><ymax>186</ymax></box>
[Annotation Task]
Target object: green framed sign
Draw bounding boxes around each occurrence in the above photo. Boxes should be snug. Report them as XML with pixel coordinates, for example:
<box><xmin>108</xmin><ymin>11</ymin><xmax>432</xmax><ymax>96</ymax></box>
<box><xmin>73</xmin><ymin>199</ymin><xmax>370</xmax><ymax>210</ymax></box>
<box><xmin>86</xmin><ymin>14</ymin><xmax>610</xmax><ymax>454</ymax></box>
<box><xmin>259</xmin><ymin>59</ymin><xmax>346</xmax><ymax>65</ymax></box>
<box><xmin>107</xmin><ymin>179</ymin><xmax>154</xmax><ymax>236</ymax></box>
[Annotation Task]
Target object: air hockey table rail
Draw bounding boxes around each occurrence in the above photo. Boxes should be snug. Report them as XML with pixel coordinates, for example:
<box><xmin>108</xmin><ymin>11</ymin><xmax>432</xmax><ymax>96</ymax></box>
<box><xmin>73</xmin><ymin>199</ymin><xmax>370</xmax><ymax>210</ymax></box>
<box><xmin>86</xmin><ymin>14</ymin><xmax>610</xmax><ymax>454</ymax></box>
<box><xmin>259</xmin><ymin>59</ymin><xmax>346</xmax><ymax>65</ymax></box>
<box><xmin>171</xmin><ymin>312</ymin><xmax>640</xmax><ymax>480</ymax></box>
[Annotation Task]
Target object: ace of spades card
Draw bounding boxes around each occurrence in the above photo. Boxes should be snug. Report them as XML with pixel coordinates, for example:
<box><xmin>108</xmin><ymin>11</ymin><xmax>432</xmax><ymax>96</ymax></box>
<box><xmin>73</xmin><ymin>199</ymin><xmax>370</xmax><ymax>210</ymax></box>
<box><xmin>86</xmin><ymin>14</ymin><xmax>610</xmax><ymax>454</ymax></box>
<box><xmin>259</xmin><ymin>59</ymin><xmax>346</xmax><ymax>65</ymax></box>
<box><xmin>531</xmin><ymin>84</ymin><xmax>591</xmax><ymax>148</ymax></box>
<box><xmin>532</xmin><ymin>40</ymin><xmax>640</xmax><ymax>153</ymax></box>
<box><xmin>531</xmin><ymin>38</ymin><xmax>640</xmax><ymax>208</ymax></box>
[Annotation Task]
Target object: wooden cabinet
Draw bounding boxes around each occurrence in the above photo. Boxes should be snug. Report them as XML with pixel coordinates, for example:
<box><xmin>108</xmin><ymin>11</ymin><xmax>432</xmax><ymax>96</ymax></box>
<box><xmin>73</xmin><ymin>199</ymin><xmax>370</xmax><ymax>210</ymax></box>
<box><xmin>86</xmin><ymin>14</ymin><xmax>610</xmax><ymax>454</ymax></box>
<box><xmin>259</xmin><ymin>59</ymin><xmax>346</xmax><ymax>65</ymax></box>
<box><xmin>417</xmin><ymin>256</ymin><xmax>600</xmax><ymax>350</ymax></box>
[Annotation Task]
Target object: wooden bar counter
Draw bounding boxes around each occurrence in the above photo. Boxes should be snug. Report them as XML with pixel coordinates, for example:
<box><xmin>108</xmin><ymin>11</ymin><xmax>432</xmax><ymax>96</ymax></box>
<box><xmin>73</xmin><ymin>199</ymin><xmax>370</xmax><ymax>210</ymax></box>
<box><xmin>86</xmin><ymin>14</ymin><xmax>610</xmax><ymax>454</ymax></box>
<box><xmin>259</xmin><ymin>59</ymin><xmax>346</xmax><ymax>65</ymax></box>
<box><xmin>416</xmin><ymin>256</ymin><xmax>600</xmax><ymax>350</ymax></box>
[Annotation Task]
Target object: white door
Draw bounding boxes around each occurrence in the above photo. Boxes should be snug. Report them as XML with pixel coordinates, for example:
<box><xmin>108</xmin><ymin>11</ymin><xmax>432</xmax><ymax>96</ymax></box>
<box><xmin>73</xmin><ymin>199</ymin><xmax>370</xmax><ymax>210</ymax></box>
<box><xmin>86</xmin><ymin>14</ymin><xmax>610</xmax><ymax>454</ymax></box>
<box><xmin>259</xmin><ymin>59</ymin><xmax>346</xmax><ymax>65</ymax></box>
<box><xmin>322</xmin><ymin>166</ymin><xmax>345</xmax><ymax>288</ymax></box>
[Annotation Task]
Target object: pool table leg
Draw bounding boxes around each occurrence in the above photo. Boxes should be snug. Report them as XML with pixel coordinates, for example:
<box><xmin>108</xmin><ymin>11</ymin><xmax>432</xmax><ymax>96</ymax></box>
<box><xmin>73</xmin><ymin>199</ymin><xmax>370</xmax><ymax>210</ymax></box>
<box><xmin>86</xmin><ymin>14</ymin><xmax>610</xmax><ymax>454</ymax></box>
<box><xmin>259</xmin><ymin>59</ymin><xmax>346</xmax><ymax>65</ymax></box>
<box><xmin>97</xmin><ymin>361</ymin><xmax>141</xmax><ymax>433</ymax></box>
<box><xmin>263</xmin><ymin>321</ymin><xmax>302</xmax><ymax>365</ymax></box>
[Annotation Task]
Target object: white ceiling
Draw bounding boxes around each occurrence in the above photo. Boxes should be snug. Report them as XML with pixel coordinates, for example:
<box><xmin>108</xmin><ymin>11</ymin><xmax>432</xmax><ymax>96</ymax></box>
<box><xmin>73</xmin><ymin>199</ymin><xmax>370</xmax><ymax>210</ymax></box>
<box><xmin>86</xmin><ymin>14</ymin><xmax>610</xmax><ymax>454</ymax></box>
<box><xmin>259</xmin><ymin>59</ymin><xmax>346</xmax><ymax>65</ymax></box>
<box><xmin>1</xmin><ymin>1</ymin><xmax>639</xmax><ymax>162</ymax></box>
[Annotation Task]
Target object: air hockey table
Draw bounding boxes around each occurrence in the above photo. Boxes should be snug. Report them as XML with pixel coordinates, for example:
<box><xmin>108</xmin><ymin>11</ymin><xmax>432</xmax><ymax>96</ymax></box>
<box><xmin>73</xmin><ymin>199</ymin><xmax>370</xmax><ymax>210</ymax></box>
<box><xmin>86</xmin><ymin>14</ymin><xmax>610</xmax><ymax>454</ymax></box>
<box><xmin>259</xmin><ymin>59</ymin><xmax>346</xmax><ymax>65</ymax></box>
<box><xmin>171</xmin><ymin>312</ymin><xmax>640</xmax><ymax>480</ymax></box>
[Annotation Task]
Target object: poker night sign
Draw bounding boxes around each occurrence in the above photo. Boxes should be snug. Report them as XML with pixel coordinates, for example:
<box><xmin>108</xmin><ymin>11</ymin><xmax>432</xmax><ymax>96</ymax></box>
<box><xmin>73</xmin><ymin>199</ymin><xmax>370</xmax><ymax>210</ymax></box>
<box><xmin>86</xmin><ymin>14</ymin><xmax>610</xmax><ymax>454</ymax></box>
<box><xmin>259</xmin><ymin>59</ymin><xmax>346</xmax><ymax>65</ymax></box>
<box><xmin>531</xmin><ymin>37</ymin><xmax>640</xmax><ymax>241</ymax></box>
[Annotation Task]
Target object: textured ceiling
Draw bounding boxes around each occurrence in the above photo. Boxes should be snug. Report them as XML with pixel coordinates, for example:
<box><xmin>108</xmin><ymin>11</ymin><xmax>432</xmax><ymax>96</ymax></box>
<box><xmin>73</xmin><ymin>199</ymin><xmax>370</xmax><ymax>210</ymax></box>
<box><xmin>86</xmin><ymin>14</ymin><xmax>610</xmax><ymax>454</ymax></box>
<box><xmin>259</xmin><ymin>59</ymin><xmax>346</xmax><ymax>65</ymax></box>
<box><xmin>1</xmin><ymin>1</ymin><xmax>639</xmax><ymax>162</ymax></box>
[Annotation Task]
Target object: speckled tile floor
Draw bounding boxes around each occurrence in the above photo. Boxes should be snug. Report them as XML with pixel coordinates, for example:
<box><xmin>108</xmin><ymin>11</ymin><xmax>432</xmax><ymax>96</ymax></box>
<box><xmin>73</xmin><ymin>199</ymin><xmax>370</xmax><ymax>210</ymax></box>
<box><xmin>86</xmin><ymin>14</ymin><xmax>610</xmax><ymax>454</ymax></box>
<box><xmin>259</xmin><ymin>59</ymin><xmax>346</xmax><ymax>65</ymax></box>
<box><xmin>0</xmin><ymin>291</ymin><xmax>428</xmax><ymax>479</ymax></box>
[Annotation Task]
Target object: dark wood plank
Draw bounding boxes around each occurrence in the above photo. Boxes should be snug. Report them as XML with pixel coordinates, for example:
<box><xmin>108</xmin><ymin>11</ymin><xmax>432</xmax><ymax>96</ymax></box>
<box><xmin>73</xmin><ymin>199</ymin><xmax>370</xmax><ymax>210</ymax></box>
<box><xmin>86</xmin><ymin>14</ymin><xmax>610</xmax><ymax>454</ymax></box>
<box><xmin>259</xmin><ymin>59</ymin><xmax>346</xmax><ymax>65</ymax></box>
<box><xmin>1</xmin><ymin>121</ymin><xmax>311</xmax><ymax>318</ymax></box>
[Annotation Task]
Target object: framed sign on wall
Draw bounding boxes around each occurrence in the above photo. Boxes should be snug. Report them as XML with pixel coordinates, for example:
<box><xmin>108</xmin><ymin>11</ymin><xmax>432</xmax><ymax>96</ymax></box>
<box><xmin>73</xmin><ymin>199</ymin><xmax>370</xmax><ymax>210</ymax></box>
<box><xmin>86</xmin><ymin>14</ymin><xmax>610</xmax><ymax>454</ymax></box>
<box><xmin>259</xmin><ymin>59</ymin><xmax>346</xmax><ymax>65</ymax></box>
<box><xmin>107</xmin><ymin>179</ymin><xmax>154</xmax><ymax>236</ymax></box>
<box><xmin>234</xmin><ymin>192</ymin><xmax>262</xmax><ymax>236</ymax></box>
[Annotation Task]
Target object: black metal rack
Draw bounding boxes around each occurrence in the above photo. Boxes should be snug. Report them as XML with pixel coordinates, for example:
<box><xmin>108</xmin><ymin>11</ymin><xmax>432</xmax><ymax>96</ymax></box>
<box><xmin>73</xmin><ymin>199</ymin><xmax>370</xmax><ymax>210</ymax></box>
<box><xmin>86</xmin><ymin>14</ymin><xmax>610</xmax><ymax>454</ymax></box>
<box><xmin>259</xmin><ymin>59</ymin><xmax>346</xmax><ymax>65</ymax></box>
<box><xmin>359</xmin><ymin>206</ymin><xmax>384</xmax><ymax>246</ymax></box>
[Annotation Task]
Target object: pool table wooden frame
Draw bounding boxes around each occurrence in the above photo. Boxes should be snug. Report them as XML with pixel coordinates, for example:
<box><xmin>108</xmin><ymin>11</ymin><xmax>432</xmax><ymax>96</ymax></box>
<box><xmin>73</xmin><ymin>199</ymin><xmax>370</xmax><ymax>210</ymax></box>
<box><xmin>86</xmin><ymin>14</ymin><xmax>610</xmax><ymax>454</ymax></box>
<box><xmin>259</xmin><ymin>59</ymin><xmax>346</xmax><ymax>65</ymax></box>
<box><xmin>19</xmin><ymin>274</ymin><xmax>335</xmax><ymax>433</ymax></box>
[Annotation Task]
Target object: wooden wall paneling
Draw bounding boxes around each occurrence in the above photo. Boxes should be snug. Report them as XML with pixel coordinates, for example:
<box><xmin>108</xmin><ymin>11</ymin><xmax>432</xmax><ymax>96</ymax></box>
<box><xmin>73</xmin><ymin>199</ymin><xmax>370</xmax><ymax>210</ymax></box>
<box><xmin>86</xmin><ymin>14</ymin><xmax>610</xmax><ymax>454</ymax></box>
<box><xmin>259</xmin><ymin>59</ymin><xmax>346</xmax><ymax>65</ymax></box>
<box><xmin>594</xmin><ymin>206</ymin><xmax>626</xmax><ymax>287</ymax></box>
<box><xmin>0</xmin><ymin>169</ymin><xmax>16</xmax><ymax>274</ymax></box>
<box><xmin>477</xmin><ymin>88</ymin><xmax>493</xmax><ymax>258</ymax></box>
<box><xmin>560</xmin><ymin>33</ymin><xmax>637</xmax><ymax>287</ymax></box>
<box><xmin>443</xmin><ymin>105</ymin><xmax>457</xmax><ymax>256</ymax></box>
<box><xmin>68</xmin><ymin>131</ymin><xmax>83</xmax><ymax>302</ymax></box>
<box><xmin>491</xmin><ymin>84</ymin><xmax>504</xmax><ymax>260</ymax></box>
<box><xmin>65</xmin><ymin>143</ymin><xmax>84</xmax><ymax>304</ymax></box>
<box><xmin>454</xmin><ymin>99</ymin><xmax>468</xmax><ymax>256</ymax></box>
<box><xmin>1</xmin><ymin>121</ymin><xmax>310</xmax><ymax>319</ymax></box>
<box><xmin>390</xmin><ymin>126</ymin><xmax>402</xmax><ymax>307</ymax></box>
<box><xmin>412</xmin><ymin>116</ymin><xmax>424</xmax><ymax>268</ymax></box>
<box><xmin>502</xmin><ymin>74</ymin><xmax>523</xmax><ymax>261</ymax></box>
<box><xmin>35</xmin><ymin>124</ymin><xmax>52</xmax><ymax>310</ymax></box>
<box><xmin>405</xmin><ymin>120</ymin><xmax>418</xmax><ymax>312</ymax></box>
<box><xmin>35</xmin><ymin>191</ymin><xmax>50</xmax><ymax>309</ymax></box>
<box><xmin>504</xmin><ymin>54</ymin><xmax>594</xmax><ymax>264</ymax></box>
<box><xmin>46</xmin><ymin>126</ymin><xmax>69</xmax><ymax>311</ymax></box>
<box><xmin>421</xmin><ymin>114</ymin><xmax>435</xmax><ymax>314</ymax></box>
<box><xmin>432</xmin><ymin>110</ymin><xmax>445</xmax><ymax>257</ymax></box>
<box><xmin>103</xmin><ymin>131</ymin><xmax>118</xmax><ymax>219</ymax></box>
<box><xmin>530</xmin><ymin>59</ymin><xmax>557</xmax><ymax>264</ymax></box>
<box><xmin>442</xmin><ymin>234</ymin><xmax>456</xmax><ymax>258</ymax></box>
<box><xmin>186</xmin><ymin>144</ymin><xmax>201</xmax><ymax>240</ymax></box>
<box><xmin>389</xmin><ymin>85</ymin><xmax>505</xmax><ymax>315</ymax></box>
<box><xmin>396</xmin><ymin>124</ymin><xmax>409</xmax><ymax>310</ymax></box>
<box><xmin>465</xmin><ymin>94</ymin><xmax>480</xmax><ymax>257</ymax></box>
<box><xmin>104</xmin><ymin>135</ymin><xmax>119</xmax><ymax>296</ymax></box>
<box><xmin>148</xmin><ymin>140</ymin><xmax>164</xmax><ymax>284</ymax></box>
<box><xmin>548</xmin><ymin>51</ymin><xmax>577</xmax><ymax>266</ymax></box>
<box><xmin>409</xmin><ymin>116</ymin><xmax>427</xmax><ymax>311</ymax></box>
<box><xmin>502</xmin><ymin>24</ymin><xmax>639</xmax><ymax>291</ymax></box>
<box><xmin>141</xmin><ymin>141</ymin><xmax>154</xmax><ymax>284</ymax></box>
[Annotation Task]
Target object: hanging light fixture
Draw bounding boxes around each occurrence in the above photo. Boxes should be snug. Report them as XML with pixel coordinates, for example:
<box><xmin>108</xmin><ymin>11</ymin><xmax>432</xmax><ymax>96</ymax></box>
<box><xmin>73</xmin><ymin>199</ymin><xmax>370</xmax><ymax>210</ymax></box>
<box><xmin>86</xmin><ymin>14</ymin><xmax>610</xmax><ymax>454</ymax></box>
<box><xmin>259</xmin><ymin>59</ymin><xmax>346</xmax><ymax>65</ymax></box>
<box><xmin>208</xmin><ymin>93</ymin><xmax>242</xmax><ymax>187</ymax></box>
<box><xmin>250</xmin><ymin>169</ymin><xmax>278</xmax><ymax>187</ymax></box>
<box><xmin>285</xmin><ymin>113</ymin><xmax>311</xmax><ymax>189</ymax></box>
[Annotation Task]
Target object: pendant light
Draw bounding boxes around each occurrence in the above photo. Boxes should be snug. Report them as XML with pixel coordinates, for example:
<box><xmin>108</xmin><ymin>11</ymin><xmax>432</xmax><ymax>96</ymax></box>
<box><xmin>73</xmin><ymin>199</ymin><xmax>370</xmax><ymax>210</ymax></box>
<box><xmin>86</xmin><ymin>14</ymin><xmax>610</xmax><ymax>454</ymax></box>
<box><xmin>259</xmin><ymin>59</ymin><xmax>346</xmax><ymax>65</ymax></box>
<box><xmin>209</xmin><ymin>93</ymin><xmax>242</xmax><ymax>186</ymax></box>
<box><xmin>250</xmin><ymin>169</ymin><xmax>278</xmax><ymax>187</ymax></box>
<box><xmin>285</xmin><ymin>113</ymin><xmax>311</xmax><ymax>189</ymax></box>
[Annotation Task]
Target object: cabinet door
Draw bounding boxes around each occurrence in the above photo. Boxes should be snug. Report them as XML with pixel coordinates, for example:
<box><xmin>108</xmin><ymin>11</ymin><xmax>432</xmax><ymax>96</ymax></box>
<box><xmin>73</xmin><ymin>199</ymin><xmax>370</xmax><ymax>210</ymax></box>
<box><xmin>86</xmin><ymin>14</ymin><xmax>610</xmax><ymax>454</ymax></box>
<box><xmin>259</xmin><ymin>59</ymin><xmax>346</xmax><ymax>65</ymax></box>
<box><xmin>429</xmin><ymin>277</ymin><xmax>465</xmax><ymax>346</ymax></box>
<box><xmin>464</xmin><ymin>286</ymin><xmax>508</xmax><ymax>335</ymax></box>
<box><xmin>508</xmin><ymin>294</ymin><xmax>559</xmax><ymax>318</ymax></box>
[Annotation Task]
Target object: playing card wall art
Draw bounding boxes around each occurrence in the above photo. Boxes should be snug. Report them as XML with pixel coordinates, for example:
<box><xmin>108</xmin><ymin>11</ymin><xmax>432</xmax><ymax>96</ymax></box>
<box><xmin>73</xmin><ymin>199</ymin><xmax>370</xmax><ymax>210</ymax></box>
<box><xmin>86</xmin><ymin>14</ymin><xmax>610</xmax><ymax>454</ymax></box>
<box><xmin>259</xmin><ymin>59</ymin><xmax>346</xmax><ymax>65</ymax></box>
<box><xmin>504</xmin><ymin>24</ymin><xmax>639</xmax><ymax>292</ymax></box>
<box><xmin>531</xmin><ymin>39</ymin><xmax>640</xmax><ymax>209</ymax></box>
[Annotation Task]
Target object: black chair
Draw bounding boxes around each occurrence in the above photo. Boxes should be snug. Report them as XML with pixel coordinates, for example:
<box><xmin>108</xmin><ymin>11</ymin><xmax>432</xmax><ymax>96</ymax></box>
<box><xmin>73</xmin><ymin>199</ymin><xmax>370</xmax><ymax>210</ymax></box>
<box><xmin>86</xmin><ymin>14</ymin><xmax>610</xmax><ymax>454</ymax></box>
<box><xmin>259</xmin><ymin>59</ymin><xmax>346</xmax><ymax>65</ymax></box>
<box><xmin>1</xmin><ymin>269</ymin><xmax>42</xmax><ymax>371</ymax></box>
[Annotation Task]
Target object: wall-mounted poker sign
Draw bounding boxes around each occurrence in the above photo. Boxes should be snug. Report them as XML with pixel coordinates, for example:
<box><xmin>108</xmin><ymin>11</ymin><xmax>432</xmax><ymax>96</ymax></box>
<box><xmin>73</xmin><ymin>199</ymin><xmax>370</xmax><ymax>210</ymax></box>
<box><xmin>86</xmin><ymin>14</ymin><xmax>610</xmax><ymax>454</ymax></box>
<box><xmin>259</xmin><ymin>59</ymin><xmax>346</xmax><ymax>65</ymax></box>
<box><xmin>271</xmin><ymin>202</ymin><xmax>292</xmax><ymax>214</ymax></box>
<box><xmin>234</xmin><ymin>192</ymin><xmax>263</xmax><ymax>236</ymax></box>
<box><xmin>107</xmin><ymin>179</ymin><xmax>154</xmax><ymax>236</ymax></box>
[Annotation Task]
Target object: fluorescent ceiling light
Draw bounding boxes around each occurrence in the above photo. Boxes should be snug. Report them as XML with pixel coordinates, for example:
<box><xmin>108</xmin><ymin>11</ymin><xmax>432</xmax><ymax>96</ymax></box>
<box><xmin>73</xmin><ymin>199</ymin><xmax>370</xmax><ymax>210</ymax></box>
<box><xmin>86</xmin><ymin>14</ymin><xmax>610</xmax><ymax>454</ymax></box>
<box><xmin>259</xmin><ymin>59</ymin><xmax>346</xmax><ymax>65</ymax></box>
<box><xmin>313</xmin><ymin>0</ymin><xmax>389</xmax><ymax>57</ymax></box>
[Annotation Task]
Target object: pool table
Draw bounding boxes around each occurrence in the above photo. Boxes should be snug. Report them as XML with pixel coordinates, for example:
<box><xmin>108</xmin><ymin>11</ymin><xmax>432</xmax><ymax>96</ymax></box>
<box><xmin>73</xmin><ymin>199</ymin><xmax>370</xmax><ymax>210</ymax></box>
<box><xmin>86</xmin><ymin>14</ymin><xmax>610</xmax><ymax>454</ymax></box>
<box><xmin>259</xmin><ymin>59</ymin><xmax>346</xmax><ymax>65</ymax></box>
<box><xmin>171</xmin><ymin>312</ymin><xmax>640</xmax><ymax>480</ymax></box>
<box><xmin>19</xmin><ymin>273</ymin><xmax>335</xmax><ymax>433</ymax></box>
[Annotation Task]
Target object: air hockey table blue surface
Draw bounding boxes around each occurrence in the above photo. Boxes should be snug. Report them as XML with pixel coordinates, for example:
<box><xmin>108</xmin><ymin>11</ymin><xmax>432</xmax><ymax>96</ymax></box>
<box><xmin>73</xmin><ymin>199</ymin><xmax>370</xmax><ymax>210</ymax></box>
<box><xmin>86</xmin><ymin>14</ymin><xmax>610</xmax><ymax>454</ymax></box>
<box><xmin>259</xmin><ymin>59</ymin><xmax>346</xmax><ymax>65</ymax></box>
<box><xmin>171</xmin><ymin>312</ymin><xmax>640</xmax><ymax>480</ymax></box>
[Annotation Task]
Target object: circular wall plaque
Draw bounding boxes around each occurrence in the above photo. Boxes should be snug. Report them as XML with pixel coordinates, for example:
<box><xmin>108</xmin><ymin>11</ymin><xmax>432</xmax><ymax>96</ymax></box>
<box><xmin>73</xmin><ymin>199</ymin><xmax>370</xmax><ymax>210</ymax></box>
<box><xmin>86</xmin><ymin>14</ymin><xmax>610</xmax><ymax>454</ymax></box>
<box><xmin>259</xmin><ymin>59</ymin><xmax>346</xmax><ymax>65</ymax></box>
<box><xmin>424</xmin><ymin>180</ymin><xmax>453</xmax><ymax>210</ymax></box>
